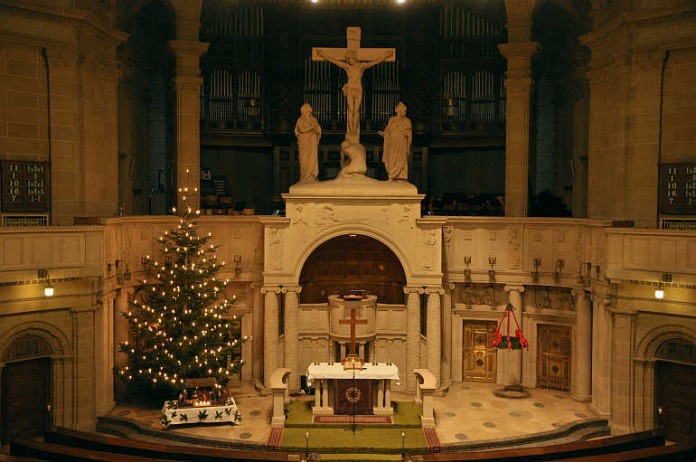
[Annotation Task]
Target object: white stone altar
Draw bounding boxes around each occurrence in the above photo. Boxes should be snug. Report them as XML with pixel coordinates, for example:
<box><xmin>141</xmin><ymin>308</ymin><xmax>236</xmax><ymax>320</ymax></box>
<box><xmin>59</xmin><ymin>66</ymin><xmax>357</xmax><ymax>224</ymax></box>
<box><xmin>160</xmin><ymin>399</ymin><xmax>239</xmax><ymax>428</ymax></box>
<box><xmin>306</xmin><ymin>362</ymin><xmax>399</xmax><ymax>416</ymax></box>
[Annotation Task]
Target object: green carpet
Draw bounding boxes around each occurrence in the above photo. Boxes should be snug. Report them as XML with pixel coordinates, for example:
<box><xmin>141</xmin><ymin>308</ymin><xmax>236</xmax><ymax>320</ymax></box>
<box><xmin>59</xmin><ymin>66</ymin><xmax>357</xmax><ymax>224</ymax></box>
<box><xmin>280</xmin><ymin>399</ymin><xmax>428</xmax><ymax>455</ymax></box>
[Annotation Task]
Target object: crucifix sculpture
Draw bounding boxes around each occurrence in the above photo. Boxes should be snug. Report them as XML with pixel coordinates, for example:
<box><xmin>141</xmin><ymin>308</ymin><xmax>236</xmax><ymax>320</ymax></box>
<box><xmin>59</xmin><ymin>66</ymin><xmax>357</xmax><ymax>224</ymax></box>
<box><xmin>313</xmin><ymin>27</ymin><xmax>395</xmax><ymax>143</ymax></box>
<box><xmin>339</xmin><ymin>305</ymin><xmax>367</xmax><ymax>369</ymax></box>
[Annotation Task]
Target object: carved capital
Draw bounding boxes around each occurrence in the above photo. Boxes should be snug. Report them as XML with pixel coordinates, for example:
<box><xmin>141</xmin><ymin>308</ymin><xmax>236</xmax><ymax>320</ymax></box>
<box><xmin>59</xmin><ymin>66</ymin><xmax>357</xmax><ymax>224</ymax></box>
<box><xmin>504</xmin><ymin>284</ymin><xmax>525</xmax><ymax>294</ymax></box>
<box><xmin>284</xmin><ymin>285</ymin><xmax>303</xmax><ymax>294</ymax></box>
<box><xmin>424</xmin><ymin>286</ymin><xmax>445</xmax><ymax>296</ymax></box>
<box><xmin>260</xmin><ymin>286</ymin><xmax>283</xmax><ymax>295</ymax></box>
<box><xmin>404</xmin><ymin>286</ymin><xmax>425</xmax><ymax>295</ymax></box>
<box><xmin>498</xmin><ymin>41</ymin><xmax>539</xmax><ymax>75</ymax></box>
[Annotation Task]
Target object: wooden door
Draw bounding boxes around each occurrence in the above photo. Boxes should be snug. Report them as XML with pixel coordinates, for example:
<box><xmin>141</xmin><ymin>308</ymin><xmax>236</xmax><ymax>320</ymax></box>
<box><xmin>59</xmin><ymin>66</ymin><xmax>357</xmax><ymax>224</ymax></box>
<box><xmin>334</xmin><ymin>379</ymin><xmax>373</xmax><ymax>415</ymax></box>
<box><xmin>1</xmin><ymin>357</ymin><xmax>51</xmax><ymax>441</ymax></box>
<box><xmin>537</xmin><ymin>324</ymin><xmax>571</xmax><ymax>391</ymax></box>
<box><xmin>463</xmin><ymin>321</ymin><xmax>497</xmax><ymax>382</ymax></box>
<box><xmin>656</xmin><ymin>361</ymin><xmax>696</xmax><ymax>442</ymax></box>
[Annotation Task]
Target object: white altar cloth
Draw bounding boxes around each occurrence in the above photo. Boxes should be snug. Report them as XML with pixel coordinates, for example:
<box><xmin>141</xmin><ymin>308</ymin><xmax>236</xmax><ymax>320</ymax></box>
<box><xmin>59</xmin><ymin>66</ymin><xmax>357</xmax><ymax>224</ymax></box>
<box><xmin>160</xmin><ymin>399</ymin><xmax>239</xmax><ymax>428</ymax></box>
<box><xmin>306</xmin><ymin>362</ymin><xmax>400</xmax><ymax>385</ymax></box>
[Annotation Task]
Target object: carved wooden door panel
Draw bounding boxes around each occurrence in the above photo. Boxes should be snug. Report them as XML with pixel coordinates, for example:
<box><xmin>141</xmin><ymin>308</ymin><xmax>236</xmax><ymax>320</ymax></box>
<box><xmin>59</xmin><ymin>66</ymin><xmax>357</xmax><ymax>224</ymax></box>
<box><xmin>463</xmin><ymin>321</ymin><xmax>497</xmax><ymax>382</ymax></box>
<box><xmin>537</xmin><ymin>324</ymin><xmax>571</xmax><ymax>391</ymax></box>
<box><xmin>1</xmin><ymin>357</ymin><xmax>50</xmax><ymax>441</ymax></box>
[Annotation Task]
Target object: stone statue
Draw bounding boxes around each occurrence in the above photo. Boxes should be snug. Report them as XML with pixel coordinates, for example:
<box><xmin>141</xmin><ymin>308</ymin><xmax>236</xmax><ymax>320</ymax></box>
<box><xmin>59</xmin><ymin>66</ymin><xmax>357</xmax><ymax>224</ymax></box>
<box><xmin>379</xmin><ymin>102</ymin><xmax>412</xmax><ymax>181</ymax></box>
<box><xmin>337</xmin><ymin>140</ymin><xmax>367</xmax><ymax>179</ymax></box>
<box><xmin>316</xmin><ymin>48</ymin><xmax>392</xmax><ymax>141</ymax></box>
<box><xmin>313</xmin><ymin>27</ymin><xmax>395</xmax><ymax>142</ymax></box>
<box><xmin>294</xmin><ymin>103</ymin><xmax>322</xmax><ymax>182</ymax></box>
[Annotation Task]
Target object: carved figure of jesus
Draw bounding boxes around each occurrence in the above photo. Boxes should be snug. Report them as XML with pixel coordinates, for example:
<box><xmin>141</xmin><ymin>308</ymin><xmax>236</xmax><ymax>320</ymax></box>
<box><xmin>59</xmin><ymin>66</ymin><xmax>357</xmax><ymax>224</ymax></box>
<box><xmin>316</xmin><ymin>48</ymin><xmax>393</xmax><ymax>139</ymax></box>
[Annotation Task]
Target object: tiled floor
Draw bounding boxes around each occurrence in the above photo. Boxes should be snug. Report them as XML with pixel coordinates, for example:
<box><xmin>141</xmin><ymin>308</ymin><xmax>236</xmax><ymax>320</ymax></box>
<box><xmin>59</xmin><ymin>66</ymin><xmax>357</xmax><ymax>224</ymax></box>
<box><xmin>105</xmin><ymin>381</ymin><xmax>601</xmax><ymax>451</ymax></box>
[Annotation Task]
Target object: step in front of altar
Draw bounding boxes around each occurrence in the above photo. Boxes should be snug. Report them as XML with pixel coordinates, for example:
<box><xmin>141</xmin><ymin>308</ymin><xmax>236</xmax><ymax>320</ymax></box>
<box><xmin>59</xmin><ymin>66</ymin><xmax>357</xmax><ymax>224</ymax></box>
<box><xmin>313</xmin><ymin>414</ymin><xmax>393</xmax><ymax>424</ymax></box>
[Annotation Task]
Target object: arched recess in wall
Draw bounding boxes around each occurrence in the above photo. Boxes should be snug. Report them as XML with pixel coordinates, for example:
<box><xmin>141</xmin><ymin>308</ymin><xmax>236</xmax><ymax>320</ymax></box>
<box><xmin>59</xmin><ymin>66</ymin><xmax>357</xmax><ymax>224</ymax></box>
<box><xmin>117</xmin><ymin>0</ymin><xmax>177</xmax><ymax>215</ymax></box>
<box><xmin>299</xmin><ymin>234</ymin><xmax>406</xmax><ymax>305</ymax></box>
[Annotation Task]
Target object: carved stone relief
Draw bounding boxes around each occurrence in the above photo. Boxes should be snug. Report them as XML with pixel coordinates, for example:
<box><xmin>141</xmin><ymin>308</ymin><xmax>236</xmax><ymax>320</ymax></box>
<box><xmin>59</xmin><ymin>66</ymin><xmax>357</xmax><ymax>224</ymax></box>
<box><xmin>532</xmin><ymin>286</ymin><xmax>575</xmax><ymax>312</ymax></box>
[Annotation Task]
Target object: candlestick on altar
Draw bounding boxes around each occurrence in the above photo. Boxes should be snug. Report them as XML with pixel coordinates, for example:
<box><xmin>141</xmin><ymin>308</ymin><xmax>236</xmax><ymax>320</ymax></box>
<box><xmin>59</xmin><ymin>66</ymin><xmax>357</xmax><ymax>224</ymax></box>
<box><xmin>388</xmin><ymin>340</ymin><xmax>393</xmax><ymax>366</ymax></box>
<box><xmin>312</xmin><ymin>339</ymin><xmax>318</xmax><ymax>365</ymax></box>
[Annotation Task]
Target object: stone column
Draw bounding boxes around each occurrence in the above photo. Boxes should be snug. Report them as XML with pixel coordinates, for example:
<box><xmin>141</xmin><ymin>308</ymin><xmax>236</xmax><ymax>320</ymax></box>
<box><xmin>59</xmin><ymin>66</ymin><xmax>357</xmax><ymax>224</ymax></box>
<box><xmin>262</xmin><ymin>287</ymin><xmax>281</xmax><ymax>389</ymax></box>
<box><xmin>591</xmin><ymin>296</ymin><xmax>612</xmax><ymax>417</ymax></box>
<box><xmin>611</xmin><ymin>311</ymin><xmax>635</xmax><ymax>433</ymax></box>
<box><xmin>250</xmin><ymin>283</ymin><xmax>264</xmax><ymax>387</ymax></box>
<box><xmin>283</xmin><ymin>286</ymin><xmax>301</xmax><ymax>392</ymax></box>
<box><xmin>499</xmin><ymin>0</ymin><xmax>539</xmax><ymax>217</ymax></box>
<box><xmin>405</xmin><ymin>287</ymin><xmax>423</xmax><ymax>392</ymax></box>
<box><xmin>497</xmin><ymin>285</ymin><xmax>525</xmax><ymax>387</ymax></box>
<box><xmin>498</xmin><ymin>42</ymin><xmax>539</xmax><ymax>217</ymax></box>
<box><xmin>572</xmin><ymin>290</ymin><xmax>592</xmax><ymax>401</ymax></box>
<box><xmin>441</xmin><ymin>283</ymin><xmax>454</xmax><ymax>390</ymax></box>
<box><xmin>426</xmin><ymin>287</ymin><xmax>444</xmax><ymax>388</ymax></box>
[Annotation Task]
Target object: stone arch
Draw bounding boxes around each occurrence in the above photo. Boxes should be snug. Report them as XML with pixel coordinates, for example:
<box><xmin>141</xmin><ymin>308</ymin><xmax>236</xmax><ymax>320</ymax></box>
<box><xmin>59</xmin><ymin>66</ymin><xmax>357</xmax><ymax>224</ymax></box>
<box><xmin>637</xmin><ymin>324</ymin><xmax>696</xmax><ymax>361</ymax></box>
<box><xmin>0</xmin><ymin>322</ymin><xmax>69</xmax><ymax>363</ymax></box>
<box><xmin>298</xmin><ymin>232</ymin><xmax>407</xmax><ymax>304</ymax></box>
<box><xmin>632</xmin><ymin>324</ymin><xmax>696</xmax><ymax>432</ymax></box>
<box><xmin>0</xmin><ymin>321</ymin><xmax>74</xmax><ymax>431</ymax></box>
<box><xmin>292</xmin><ymin>225</ymin><xmax>414</xmax><ymax>287</ymax></box>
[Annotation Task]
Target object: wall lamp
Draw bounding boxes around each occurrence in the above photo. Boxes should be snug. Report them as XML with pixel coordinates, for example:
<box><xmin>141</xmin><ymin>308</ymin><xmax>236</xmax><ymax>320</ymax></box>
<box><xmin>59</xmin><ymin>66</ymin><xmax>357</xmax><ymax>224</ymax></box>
<box><xmin>488</xmin><ymin>256</ymin><xmax>497</xmax><ymax>280</ymax></box>
<box><xmin>654</xmin><ymin>273</ymin><xmax>672</xmax><ymax>299</ymax></box>
<box><xmin>555</xmin><ymin>259</ymin><xmax>565</xmax><ymax>275</ymax></box>
<box><xmin>107</xmin><ymin>260</ymin><xmax>131</xmax><ymax>284</ymax></box>
<box><xmin>38</xmin><ymin>269</ymin><xmax>54</xmax><ymax>297</ymax></box>
<box><xmin>532</xmin><ymin>257</ymin><xmax>542</xmax><ymax>280</ymax></box>
<box><xmin>463</xmin><ymin>255</ymin><xmax>472</xmax><ymax>280</ymax></box>
<box><xmin>233</xmin><ymin>254</ymin><xmax>242</xmax><ymax>276</ymax></box>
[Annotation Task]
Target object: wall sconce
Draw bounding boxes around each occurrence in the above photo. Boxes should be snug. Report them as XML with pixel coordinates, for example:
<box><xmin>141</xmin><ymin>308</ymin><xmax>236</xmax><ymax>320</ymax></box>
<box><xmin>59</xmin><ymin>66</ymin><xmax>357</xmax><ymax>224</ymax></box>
<box><xmin>463</xmin><ymin>255</ymin><xmax>472</xmax><ymax>280</ymax></box>
<box><xmin>108</xmin><ymin>260</ymin><xmax>131</xmax><ymax>285</ymax></box>
<box><xmin>555</xmin><ymin>259</ymin><xmax>565</xmax><ymax>275</ymax></box>
<box><xmin>233</xmin><ymin>254</ymin><xmax>242</xmax><ymax>276</ymax></box>
<box><xmin>488</xmin><ymin>256</ymin><xmax>496</xmax><ymax>279</ymax></box>
<box><xmin>654</xmin><ymin>272</ymin><xmax>672</xmax><ymax>299</ymax></box>
<box><xmin>532</xmin><ymin>257</ymin><xmax>542</xmax><ymax>280</ymax></box>
<box><xmin>38</xmin><ymin>269</ymin><xmax>54</xmax><ymax>297</ymax></box>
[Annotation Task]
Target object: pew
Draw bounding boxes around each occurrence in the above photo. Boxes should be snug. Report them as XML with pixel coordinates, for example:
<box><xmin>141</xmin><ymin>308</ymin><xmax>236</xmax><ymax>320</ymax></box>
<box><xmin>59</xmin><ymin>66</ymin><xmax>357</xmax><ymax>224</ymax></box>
<box><xmin>0</xmin><ymin>454</ymin><xmax>47</xmax><ymax>462</ymax></box>
<box><xmin>552</xmin><ymin>436</ymin><xmax>696</xmax><ymax>461</ymax></box>
<box><xmin>10</xmin><ymin>437</ymin><xmax>172</xmax><ymax>462</ymax></box>
<box><xmin>411</xmin><ymin>429</ymin><xmax>666</xmax><ymax>461</ymax></box>
<box><xmin>43</xmin><ymin>427</ymin><xmax>292</xmax><ymax>461</ymax></box>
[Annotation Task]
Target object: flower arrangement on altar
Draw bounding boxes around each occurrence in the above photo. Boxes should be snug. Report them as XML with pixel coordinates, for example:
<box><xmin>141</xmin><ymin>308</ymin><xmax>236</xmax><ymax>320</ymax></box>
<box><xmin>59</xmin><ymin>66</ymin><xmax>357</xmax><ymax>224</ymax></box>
<box><xmin>492</xmin><ymin>303</ymin><xmax>529</xmax><ymax>351</ymax></box>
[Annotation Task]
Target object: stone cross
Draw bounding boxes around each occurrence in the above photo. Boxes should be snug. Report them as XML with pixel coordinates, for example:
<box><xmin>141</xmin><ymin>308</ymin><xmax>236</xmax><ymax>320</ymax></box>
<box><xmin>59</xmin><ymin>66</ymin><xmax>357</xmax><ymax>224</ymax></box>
<box><xmin>339</xmin><ymin>306</ymin><xmax>368</xmax><ymax>357</ymax></box>
<box><xmin>313</xmin><ymin>27</ymin><xmax>395</xmax><ymax>143</ymax></box>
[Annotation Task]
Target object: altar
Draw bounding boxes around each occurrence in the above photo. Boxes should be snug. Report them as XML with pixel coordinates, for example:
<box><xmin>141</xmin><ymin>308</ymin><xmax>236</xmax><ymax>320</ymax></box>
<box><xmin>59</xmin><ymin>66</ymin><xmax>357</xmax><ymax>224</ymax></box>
<box><xmin>306</xmin><ymin>362</ymin><xmax>399</xmax><ymax>416</ymax></box>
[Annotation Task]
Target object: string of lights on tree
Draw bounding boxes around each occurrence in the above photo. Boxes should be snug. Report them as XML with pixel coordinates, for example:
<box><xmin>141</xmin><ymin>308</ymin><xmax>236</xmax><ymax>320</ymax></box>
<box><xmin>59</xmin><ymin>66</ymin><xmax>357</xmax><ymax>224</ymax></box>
<box><xmin>118</xmin><ymin>176</ymin><xmax>245</xmax><ymax>396</ymax></box>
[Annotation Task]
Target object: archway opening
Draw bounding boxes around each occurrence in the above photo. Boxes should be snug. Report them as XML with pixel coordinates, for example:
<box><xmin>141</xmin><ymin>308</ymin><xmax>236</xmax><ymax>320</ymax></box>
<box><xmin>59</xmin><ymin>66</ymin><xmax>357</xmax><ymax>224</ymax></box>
<box><xmin>1</xmin><ymin>333</ymin><xmax>54</xmax><ymax>441</ymax></box>
<box><xmin>654</xmin><ymin>337</ymin><xmax>696</xmax><ymax>442</ymax></box>
<box><xmin>299</xmin><ymin>234</ymin><xmax>406</xmax><ymax>304</ymax></box>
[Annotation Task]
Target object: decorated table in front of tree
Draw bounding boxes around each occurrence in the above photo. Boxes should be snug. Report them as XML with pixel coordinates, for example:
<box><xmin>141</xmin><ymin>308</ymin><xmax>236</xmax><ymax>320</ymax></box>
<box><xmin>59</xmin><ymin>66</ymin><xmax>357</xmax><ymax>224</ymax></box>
<box><xmin>160</xmin><ymin>398</ymin><xmax>239</xmax><ymax>428</ymax></box>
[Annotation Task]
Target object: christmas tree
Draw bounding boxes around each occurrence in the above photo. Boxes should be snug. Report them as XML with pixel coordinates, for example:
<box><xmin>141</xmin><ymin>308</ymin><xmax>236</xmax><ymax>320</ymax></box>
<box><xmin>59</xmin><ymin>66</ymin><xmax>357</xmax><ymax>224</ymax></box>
<box><xmin>117</xmin><ymin>192</ymin><xmax>243</xmax><ymax>401</ymax></box>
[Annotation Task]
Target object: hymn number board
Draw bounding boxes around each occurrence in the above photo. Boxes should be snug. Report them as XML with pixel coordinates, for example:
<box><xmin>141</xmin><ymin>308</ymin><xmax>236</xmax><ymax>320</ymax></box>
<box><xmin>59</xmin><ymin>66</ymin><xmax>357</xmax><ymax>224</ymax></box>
<box><xmin>660</xmin><ymin>163</ymin><xmax>696</xmax><ymax>215</ymax></box>
<box><xmin>1</xmin><ymin>161</ymin><xmax>50</xmax><ymax>213</ymax></box>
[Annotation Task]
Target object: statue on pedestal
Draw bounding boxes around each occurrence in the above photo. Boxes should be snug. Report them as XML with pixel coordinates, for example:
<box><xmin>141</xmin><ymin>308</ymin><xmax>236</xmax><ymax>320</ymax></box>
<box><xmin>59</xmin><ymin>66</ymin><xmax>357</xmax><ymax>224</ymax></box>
<box><xmin>379</xmin><ymin>102</ymin><xmax>412</xmax><ymax>181</ymax></box>
<box><xmin>294</xmin><ymin>103</ymin><xmax>322</xmax><ymax>182</ymax></box>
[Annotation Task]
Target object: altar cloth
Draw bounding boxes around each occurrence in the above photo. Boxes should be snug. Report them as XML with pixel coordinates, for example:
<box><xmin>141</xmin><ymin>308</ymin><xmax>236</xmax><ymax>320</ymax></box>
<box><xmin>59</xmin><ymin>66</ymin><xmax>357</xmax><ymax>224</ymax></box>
<box><xmin>160</xmin><ymin>399</ymin><xmax>239</xmax><ymax>428</ymax></box>
<box><xmin>306</xmin><ymin>362</ymin><xmax>400</xmax><ymax>385</ymax></box>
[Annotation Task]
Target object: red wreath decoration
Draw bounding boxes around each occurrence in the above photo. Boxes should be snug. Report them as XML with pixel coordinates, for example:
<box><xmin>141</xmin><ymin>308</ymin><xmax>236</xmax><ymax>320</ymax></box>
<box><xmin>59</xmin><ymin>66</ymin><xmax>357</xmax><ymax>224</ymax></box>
<box><xmin>492</xmin><ymin>303</ymin><xmax>529</xmax><ymax>351</ymax></box>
